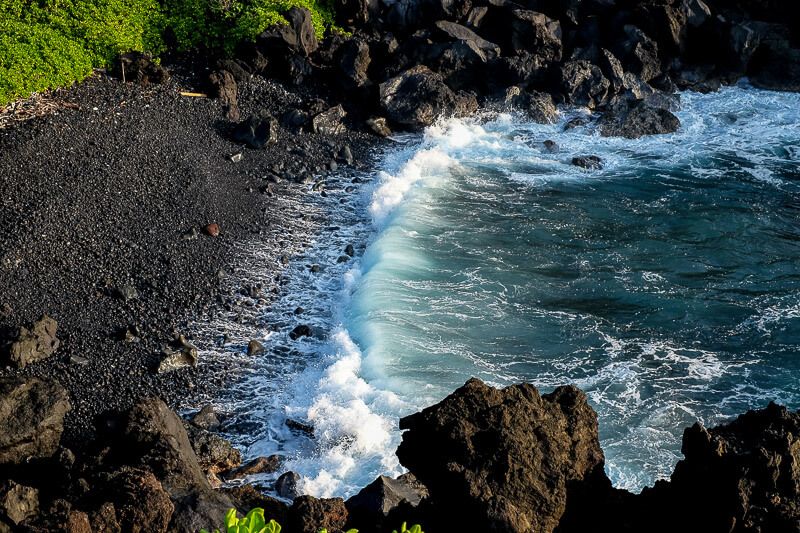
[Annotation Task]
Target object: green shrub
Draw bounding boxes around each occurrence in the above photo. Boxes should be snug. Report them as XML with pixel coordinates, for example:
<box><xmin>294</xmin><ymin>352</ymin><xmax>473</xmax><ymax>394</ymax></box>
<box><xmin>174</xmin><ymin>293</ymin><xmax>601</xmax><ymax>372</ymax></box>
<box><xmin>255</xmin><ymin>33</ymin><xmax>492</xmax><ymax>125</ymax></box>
<box><xmin>0</xmin><ymin>0</ymin><xmax>338</xmax><ymax>107</ymax></box>
<box><xmin>199</xmin><ymin>507</ymin><xmax>425</xmax><ymax>533</ymax></box>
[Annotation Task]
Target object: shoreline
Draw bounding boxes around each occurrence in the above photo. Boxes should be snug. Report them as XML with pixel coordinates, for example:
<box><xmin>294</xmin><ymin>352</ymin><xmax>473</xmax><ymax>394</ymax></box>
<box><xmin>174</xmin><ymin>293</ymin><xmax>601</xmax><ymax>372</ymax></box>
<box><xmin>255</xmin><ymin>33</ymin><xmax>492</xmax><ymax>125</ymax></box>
<box><xmin>1</xmin><ymin>0</ymin><xmax>799</xmax><ymax>529</ymax></box>
<box><xmin>0</xmin><ymin>66</ymin><xmax>385</xmax><ymax>446</ymax></box>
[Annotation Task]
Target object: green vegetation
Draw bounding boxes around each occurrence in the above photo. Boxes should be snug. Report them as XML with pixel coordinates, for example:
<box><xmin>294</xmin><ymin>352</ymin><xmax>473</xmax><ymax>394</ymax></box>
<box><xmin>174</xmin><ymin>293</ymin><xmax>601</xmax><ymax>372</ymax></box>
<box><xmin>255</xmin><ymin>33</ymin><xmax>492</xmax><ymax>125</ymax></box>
<box><xmin>200</xmin><ymin>508</ymin><xmax>283</xmax><ymax>533</ymax></box>
<box><xmin>200</xmin><ymin>507</ymin><xmax>425</xmax><ymax>533</ymax></box>
<box><xmin>0</xmin><ymin>0</ymin><xmax>337</xmax><ymax>107</ymax></box>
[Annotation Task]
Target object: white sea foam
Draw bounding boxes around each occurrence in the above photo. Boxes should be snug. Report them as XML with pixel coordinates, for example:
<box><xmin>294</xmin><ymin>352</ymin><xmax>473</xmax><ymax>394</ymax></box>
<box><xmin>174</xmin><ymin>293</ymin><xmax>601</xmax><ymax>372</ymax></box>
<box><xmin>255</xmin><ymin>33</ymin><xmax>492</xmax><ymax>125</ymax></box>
<box><xmin>196</xmin><ymin>85</ymin><xmax>800</xmax><ymax>499</ymax></box>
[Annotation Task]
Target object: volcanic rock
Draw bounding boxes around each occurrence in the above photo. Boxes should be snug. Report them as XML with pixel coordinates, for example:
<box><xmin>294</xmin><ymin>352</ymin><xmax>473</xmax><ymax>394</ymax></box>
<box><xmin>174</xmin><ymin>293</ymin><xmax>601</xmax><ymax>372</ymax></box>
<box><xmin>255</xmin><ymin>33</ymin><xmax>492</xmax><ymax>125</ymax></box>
<box><xmin>397</xmin><ymin>378</ymin><xmax>605</xmax><ymax>533</ymax></box>
<box><xmin>6</xmin><ymin>315</ymin><xmax>60</xmax><ymax>368</ymax></box>
<box><xmin>560</xmin><ymin>60</ymin><xmax>610</xmax><ymax>109</ymax></box>
<box><xmin>289</xmin><ymin>496</ymin><xmax>348</xmax><ymax>533</ymax></box>
<box><xmin>0</xmin><ymin>378</ymin><xmax>70</xmax><ymax>465</ymax></box>
<box><xmin>599</xmin><ymin>96</ymin><xmax>680</xmax><ymax>139</ymax></box>
<box><xmin>233</xmin><ymin>114</ymin><xmax>280</xmax><ymax>148</ymax></box>
<box><xmin>379</xmin><ymin>65</ymin><xmax>478</xmax><ymax>128</ymax></box>
<box><xmin>0</xmin><ymin>481</ymin><xmax>39</xmax><ymax>526</ymax></box>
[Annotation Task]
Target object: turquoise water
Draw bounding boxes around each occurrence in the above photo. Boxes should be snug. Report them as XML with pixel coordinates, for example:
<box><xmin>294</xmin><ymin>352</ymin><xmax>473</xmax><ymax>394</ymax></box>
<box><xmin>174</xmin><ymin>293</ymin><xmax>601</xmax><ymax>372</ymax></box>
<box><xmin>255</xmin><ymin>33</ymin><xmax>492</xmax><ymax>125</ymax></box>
<box><xmin>213</xmin><ymin>85</ymin><xmax>800</xmax><ymax>496</ymax></box>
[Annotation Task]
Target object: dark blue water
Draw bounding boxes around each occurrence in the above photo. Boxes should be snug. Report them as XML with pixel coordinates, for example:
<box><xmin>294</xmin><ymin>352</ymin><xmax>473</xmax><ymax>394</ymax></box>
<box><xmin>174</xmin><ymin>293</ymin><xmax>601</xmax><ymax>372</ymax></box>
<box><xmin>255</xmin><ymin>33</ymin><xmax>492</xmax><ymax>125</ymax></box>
<box><xmin>211</xmin><ymin>85</ymin><xmax>800</xmax><ymax>496</ymax></box>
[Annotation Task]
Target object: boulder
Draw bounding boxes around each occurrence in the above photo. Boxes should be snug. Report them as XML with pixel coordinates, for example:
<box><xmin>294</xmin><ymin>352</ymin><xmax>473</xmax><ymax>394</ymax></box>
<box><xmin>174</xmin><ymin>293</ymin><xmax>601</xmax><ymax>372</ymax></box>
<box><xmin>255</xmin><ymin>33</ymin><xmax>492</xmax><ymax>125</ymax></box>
<box><xmin>571</xmin><ymin>155</ymin><xmax>603</xmax><ymax>170</ymax></box>
<box><xmin>502</xmin><ymin>87</ymin><xmax>558</xmax><ymax>123</ymax></box>
<box><xmin>233</xmin><ymin>114</ymin><xmax>280</xmax><ymax>149</ymax></box>
<box><xmin>209</xmin><ymin>70</ymin><xmax>239</xmax><ymax>121</ymax></box>
<box><xmin>667</xmin><ymin>402</ymin><xmax>800</xmax><ymax>531</ymax></box>
<box><xmin>119</xmin><ymin>397</ymin><xmax>235</xmax><ymax>531</ymax></box>
<box><xmin>346</xmin><ymin>474</ymin><xmax>429</xmax><ymax>531</ymax></box>
<box><xmin>434</xmin><ymin>20</ymin><xmax>501</xmax><ymax>59</ymax></box>
<box><xmin>190</xmin><ymin>405</ymin><xmax>221</xmax><ymax>431</ymax></box>
<box><xmin>225</xmin><ymin>455</ymin><xmax>283</xmax><ymax>480</ymax></box>
<box><xmin>397</xmin><ymin>378</ymin><xmax>606</xmax><ymax>533</ymax></box>
<box><xmin>620</xmin><ymin>26</ymin><xmax>662</xmax><ymax>82</ymax></box>
<box><xmin>184</xmin><ymin>425</ymin><xmax>242</xmax><ymax>483</ymax></box>
<box><xmin>289</xmin><ymin>325</ymin><xmax>313</xmax><ymax>341</ymax></box>
<box><xmin>379</xmin><ymin>65</ymin><xmax>478</xmax><ymax>129</ymax></box>
<box><xmin>89</xmin><ymin>502</ymin><xmax>121</xmax><ymax>533</ymax></box>
<box><xmin>289</xmin><ymin>496</ymin><xmax>348</xmax><ymax>533</ymax></box>
<box><xmin>0</xmin><ymin>481</ymin><xmax>39</xmax><ymax>526</ymax></box>
<box><xmin>338</xmin><ymin>39</ymin><xmax>372</xmax><ymax>88</ymax></box>
<box><xmin>64</xmin><ymin>511</ymin><xmax>92</xmax><ymax>533</ymax></box>
<box><xmin>276</xmin><ymin>471</ymin><xmax>302</xmax><ymax>500</ymax></box>
<box><xmin>6</xmin><ymin>315</ymin><xmax>60</xmax><ymax>368</ymax></box>
<box><xmin>157</xmin><ymin>335</ymin><xmax>198</xmax><ymax>374</ymax></box>
<box><xmin>509</xmin><ymin>10</ymin><xmax>562</xmax><ymax>62</ymax></box>
<box><xmin>105</xmin><ymin>468</ymin><xmax>174</xmax><ymax>533</ymax></box>
<box><xmin>312</xmin><ymin>105</ymin><xmax>347</xmax><ymax>135</ymax></box>
<box><xmin>599</xmin><ymin>96</ymin><xmax>680</xmax><ymax>139</ymax></box>
<box><xmin>114</xmin><ymin>52</ymin><xmax>169</xmax><ymax>86</ymax></box>
<box><xmin>560</xmin><ymin>60</ymin><xmax>610</xmax><ymax>108</ymax></box>
<box><xmin>261</xmin><ymin>7</ymin><xmax>318</xmax><ymax>57</ymax></box>
<box><xmin>366</xmin><ymin>117</ymin><xmax>392</xmax><ymax>137</ymax></box>
<box><xmin>247</xmin><ymin>340</ymin><xmax>265</xmax><ymax>356</ymax></box>
<box><xmin>0</xmin><ymin>378</ymin><xmax>70</xmax><ymax>465</ymax></box>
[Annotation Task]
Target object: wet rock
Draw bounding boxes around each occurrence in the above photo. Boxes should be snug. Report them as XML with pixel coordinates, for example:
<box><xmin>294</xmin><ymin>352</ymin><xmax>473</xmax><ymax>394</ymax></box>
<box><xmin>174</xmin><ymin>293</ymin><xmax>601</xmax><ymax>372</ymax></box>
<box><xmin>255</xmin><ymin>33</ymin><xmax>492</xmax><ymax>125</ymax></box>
<box><xmin>6</xmin><ymin>315</ymin><xmax>60</xmax><ymax>368</ymax></box>
<box><xmin>572</xmin><ymin>155</ymin><xmax>604</xmax><ymax>170</ymax></box>
<box><xmin>247</xmin><ymin>339</ymin><xmax>265</xmax><ymax>355</ymax></box>
<box><xmin>233</xmin><ymin>114</ymin><xmax>279</xmax><ymax>149</ymax></box>
<box><xmin>560</xmin><ymin>60</ymin><xmax>610</xmax><ymax>109</ymax></box>
<box><xmin>157</xmin><ymin>335</ymin><xmax>198</xmax><ymax>374</ymax></box>
<box><xmin>336</xmin><ymin>144</ymin><xmax>354</xmax><ymax>165</ymax></box>
<box><xmin>599</xmin><ymin>96</ymin><xmax>680</xmax><ymax>139</ymax></box>
<box><xmin>312</xmin><ymin>105</ymin><xmax>347</xmax><ymax>135</ymax></box>
<box><xmin>503</xmin><ymin>87</ymin><xmax>558</xmax><ymax>123</ymax></box>
<box><xmin>344</xmin><ymin>244</ymin><xmax>355</xmax><ymax>257</ymax></box>
<box><xmin>396</xmin><ymin>378</ymin><xmax>605</xmax><ymax>533</ymax></box>
<box><xmin>286</xmin><ymin>418</ymin><xmax>314</xmax><ymax>436</ymax></box>
<box><xmin>184</xmin><ymin>425</ymin><xmax>242</xmax><ymax>482</ymax></box>
<box><xmin>289</xmin><ymin>325</ymin><xmax>313</xmax><ymax>340</ymax></box>
<box><xmin>289</xmin><ymin>496</ymin><xmax>348</xmax><ymax>533</ymax></box>
<box><xmin>0</xmin><ymin>378</ymin><xmax>70</xmax><ymax>465</ymax></box>
<box><xmin>379</xmin><ymin>65</ymin><xmax>478</xmax><ymax>129</ymax></box>
<box><xmin>366</xmin><ymin>117</ymin><xmax>392</xmax><ymax>137</ymax></box>
<box><xmin>209</xmin><ymin>70</ymin><xmax>239</xmax><ymax>121</ymax></box>
<box><xmin>276</xmin><ymin>471</ymin><xmax>302</xmax><ymax>500</ymax></box>
<box><xmin>191</xmin><ymin>405</ymin><xmax>220</xmax><ymax>431</ymax></box>
<box><xmin>346</xmin><ymin>474</ymin><xmax>428</xmax><ymax>531</ymax></box>
<box><xmin>564</xmin><ymin>116</ymin><xmax>589</xmax><ymax>130</ymax></box>
<box><xmin>509</xmin><ymin>10</ymin><xmax>562</xmax><ymax>62</ymax></box>
<box><xmin>114</xmin><ymin>52</ymin><xmax>169</xmax><ymax>86</ymax></box>
<box><xmin>0</xmin><ymin>481</ymin><xmax>39</xmax><ymax>526</ymax></box>
<box><xmin>225</xmin><ymin>455</ymin><xmax>283</xmax><ymax>480</ymax></box>
<box><xmin>543</xmin><ymin>140</ymin><xmax>558</xmax><ymax>152</ymax></box>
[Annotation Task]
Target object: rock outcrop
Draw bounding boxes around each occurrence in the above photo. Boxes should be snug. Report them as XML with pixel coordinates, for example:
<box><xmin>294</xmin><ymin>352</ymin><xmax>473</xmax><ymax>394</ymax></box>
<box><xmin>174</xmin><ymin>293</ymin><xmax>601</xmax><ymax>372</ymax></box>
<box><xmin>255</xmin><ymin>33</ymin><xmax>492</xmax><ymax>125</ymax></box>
<box><xmin>397</xmin><ymin>378</ymin><xmax>606</xmax><ymax>533</ymax></box>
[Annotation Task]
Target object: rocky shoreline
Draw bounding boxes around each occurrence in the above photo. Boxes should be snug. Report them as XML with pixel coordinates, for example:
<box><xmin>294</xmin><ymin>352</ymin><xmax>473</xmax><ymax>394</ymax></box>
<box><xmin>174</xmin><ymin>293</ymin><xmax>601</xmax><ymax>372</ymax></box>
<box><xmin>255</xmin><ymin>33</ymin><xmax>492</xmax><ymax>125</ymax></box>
<box><xmin>1</xmin><ymin>0</ymin><xmax>800</xmax><ymax>531</ymax></box>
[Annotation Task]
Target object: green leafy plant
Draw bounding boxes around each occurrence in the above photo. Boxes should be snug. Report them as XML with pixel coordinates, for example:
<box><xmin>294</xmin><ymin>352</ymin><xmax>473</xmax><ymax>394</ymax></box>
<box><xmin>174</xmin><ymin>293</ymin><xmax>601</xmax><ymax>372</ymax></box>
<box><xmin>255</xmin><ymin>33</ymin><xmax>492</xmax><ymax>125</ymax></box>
<box><xmin>392</xmin><ymin>523</ymin><xmax>424</xmax><ymax>533</ymax></box>
<box><xmin>200</xmin><ymin>507</ymin><xmax>281</xmax><ymax>533</ymax></box>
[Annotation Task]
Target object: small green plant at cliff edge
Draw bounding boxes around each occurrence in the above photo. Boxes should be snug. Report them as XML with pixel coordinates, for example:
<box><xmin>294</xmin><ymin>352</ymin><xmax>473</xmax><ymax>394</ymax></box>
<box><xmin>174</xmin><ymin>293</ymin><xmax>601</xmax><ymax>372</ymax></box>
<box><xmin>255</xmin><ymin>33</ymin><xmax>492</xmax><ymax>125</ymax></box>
<box><xmin>391</xmin><ymin>523</ymin><xmax>424</xmax><ymax>533</ymax></box>
<box><xmin>200</xmin><ymin>507</ymin><xmax>281</xmax><ymax>533</ymax></box>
